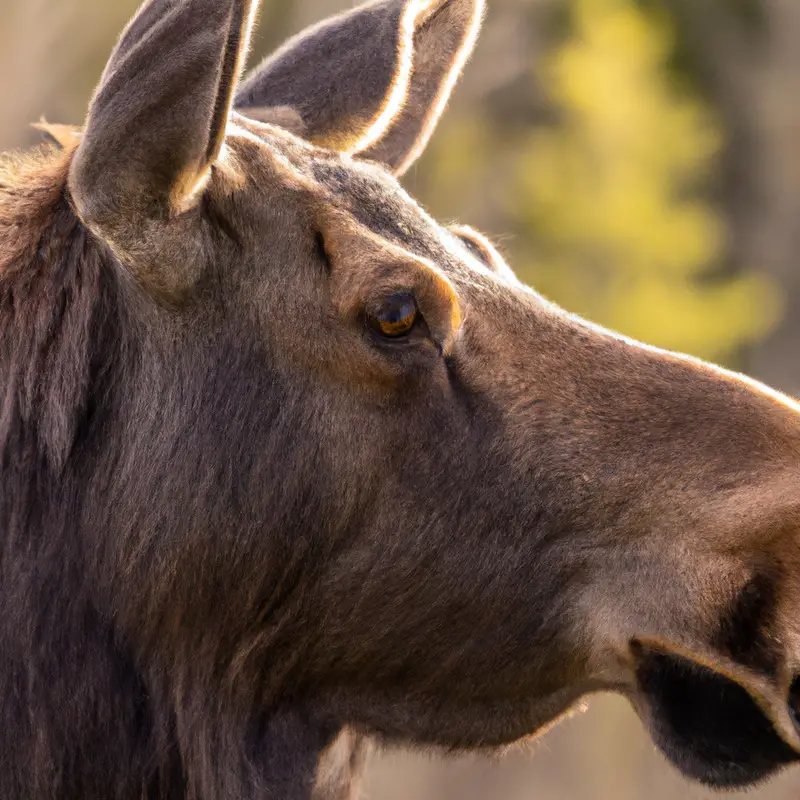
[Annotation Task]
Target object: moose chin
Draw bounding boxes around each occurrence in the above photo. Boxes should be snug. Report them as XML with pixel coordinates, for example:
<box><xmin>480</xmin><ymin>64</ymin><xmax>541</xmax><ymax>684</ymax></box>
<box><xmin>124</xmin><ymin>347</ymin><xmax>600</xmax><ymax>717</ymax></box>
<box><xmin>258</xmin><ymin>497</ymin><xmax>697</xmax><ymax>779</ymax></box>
<box><xmin>3</xmin><ymin>0</ymin><xmax>800</xmax><ymax>798</ymax></box>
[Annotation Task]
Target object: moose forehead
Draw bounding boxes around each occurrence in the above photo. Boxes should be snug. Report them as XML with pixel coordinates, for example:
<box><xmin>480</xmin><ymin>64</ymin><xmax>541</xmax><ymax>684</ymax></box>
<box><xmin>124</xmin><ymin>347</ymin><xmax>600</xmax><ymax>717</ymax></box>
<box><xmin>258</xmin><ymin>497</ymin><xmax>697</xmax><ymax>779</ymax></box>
<box><xmin>224</xmin><ymin>115</ymin><xmax>495</xmax><ymax>289</ymax></box>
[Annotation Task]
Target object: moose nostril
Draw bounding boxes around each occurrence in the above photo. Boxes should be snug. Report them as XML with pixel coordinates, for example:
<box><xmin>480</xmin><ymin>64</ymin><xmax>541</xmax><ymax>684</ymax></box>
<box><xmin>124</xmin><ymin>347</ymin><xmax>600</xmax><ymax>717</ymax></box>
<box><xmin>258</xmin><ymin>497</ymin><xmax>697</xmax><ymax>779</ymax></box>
<box><xmin>790</xmin><ymin>676</ymin><xmax>800</xmax><ymax>730</ymax></box>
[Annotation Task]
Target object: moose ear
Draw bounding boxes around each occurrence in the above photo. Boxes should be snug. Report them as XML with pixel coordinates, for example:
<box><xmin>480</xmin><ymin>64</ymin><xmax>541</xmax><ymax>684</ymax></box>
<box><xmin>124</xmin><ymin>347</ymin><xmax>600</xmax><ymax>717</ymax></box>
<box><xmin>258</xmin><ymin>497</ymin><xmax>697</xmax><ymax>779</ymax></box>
<box><xmin>235</xmin><ymin>0</ymin><xmax>484</xmax><ymax>176</ymax></box>
<box><xmin>450</xmin><ymin>224</ymin><xmax>519</xmax><ymax>284</ymax></box>
<box><xmin>68</xmin><ymin>0</ymin><xmax>257</xmax><ymax>292</ymax></box>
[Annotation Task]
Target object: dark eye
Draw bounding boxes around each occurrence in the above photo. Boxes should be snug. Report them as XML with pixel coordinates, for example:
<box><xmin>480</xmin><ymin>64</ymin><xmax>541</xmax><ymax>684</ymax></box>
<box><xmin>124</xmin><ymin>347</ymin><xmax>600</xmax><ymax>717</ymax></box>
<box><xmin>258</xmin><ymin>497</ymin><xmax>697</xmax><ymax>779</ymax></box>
<box><xmin>366</xmin><ymin>293</ymin><xmax>419</xmax><ymax>339</ymax></box>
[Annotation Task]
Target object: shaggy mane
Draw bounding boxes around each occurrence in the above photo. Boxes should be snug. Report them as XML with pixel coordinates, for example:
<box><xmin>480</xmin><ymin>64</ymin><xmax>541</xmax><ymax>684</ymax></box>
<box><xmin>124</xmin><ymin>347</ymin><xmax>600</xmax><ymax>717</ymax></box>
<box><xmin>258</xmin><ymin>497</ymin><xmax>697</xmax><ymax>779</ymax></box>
<box><xmin>0</xmin><ymin>145</ymin><xmax>75</xmax><ymax>273</ymax></box>
<box><xmin>0</xmin><ymin>142</ymin><xmax>119</xmax><ymax>475</ymax></box>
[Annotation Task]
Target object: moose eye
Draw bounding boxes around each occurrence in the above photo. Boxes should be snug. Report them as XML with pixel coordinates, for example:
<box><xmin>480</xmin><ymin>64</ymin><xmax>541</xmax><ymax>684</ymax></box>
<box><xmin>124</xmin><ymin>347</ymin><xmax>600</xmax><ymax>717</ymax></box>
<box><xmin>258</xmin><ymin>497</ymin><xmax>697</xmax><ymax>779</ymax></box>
<box><xmin>367</xmin><ymin>293</ymin><xmax>419</xmax><ymax>339</ymax></box>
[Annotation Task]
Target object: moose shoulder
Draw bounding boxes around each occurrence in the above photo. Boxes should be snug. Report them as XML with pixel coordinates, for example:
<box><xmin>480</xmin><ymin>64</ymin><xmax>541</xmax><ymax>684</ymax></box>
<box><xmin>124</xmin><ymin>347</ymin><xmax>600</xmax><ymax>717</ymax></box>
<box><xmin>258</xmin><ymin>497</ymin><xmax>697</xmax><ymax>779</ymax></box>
<box><xmin>3</xmin><ymin>0</ymin><xmax>800</xmax><ymax>798</ymax></box>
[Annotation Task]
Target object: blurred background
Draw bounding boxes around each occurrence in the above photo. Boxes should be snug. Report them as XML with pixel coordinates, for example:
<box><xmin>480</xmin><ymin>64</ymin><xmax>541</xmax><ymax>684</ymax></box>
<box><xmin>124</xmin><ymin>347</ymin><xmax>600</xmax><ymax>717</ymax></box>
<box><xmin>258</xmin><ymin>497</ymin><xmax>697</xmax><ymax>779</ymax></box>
<box><xmin>4</xmin><ymin>0</ymin><xmax>800</xmax><ymax>797</ymax></box>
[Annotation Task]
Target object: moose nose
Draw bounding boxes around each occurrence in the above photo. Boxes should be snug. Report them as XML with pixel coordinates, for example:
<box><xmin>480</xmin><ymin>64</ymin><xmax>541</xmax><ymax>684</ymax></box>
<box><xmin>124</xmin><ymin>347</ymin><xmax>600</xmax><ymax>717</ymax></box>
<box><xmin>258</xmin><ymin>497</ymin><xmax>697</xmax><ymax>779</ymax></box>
<box><xmin>630</xmin><ymin>637</ymin><xmax>800</xmax><ymax>787</ymax></box>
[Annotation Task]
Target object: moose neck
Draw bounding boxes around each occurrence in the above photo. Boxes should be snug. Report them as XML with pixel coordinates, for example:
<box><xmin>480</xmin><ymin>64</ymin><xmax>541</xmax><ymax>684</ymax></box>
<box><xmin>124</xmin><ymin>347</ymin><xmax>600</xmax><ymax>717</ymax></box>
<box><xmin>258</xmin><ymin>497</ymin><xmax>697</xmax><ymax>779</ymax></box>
<box><xmin>0</xmin><ymin>154</ymin><xmax>367</xmax><ymax>800</ymax></box>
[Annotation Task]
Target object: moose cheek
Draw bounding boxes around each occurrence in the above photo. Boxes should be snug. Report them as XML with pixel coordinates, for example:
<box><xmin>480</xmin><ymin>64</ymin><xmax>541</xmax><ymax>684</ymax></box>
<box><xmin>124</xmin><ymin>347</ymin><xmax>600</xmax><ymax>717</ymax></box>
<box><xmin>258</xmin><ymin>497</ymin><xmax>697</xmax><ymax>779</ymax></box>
<box><xmin>633</xmin><ymin>649</ymin><xmax>799</xmax><ymax>789</ymax></box>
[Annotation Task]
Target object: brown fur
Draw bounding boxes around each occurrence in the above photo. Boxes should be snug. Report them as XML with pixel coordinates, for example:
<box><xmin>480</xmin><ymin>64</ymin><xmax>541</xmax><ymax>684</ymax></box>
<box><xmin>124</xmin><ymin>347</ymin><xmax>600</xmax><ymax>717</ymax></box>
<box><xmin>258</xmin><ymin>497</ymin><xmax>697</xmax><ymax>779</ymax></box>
<box><xmin>4</xmin><ymin>1</ymin><xmax>800</xmax><ymax>798</ymax></box>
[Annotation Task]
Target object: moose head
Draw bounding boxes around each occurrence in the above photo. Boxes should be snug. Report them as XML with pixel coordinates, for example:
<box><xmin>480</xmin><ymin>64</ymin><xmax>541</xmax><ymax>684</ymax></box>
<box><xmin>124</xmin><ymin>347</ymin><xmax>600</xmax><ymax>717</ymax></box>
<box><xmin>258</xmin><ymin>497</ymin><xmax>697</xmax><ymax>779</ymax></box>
<box><xmin>3</xmin><ymin>0</ymin><xmax>800</xmax><ymax>798</ymax></box>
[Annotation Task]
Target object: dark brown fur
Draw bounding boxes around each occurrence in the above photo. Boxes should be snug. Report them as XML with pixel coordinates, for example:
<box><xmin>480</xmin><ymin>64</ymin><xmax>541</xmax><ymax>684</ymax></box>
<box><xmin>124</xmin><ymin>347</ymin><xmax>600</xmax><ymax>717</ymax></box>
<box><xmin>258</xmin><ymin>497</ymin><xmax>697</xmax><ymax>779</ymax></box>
<box><xmin>4</xmin><ymin>1</ymin><xmax>800</xmax><ymax>798</ymax></box>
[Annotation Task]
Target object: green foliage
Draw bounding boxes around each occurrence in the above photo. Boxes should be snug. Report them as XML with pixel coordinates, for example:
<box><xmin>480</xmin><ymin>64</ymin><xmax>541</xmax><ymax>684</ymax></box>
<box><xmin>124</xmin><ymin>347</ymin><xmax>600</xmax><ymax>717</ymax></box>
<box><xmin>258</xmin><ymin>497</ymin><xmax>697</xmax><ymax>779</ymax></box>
<box><xmin>510</xmin><ymin>0</ymin><xmax>779</xmax><ymax>362</ymax></box>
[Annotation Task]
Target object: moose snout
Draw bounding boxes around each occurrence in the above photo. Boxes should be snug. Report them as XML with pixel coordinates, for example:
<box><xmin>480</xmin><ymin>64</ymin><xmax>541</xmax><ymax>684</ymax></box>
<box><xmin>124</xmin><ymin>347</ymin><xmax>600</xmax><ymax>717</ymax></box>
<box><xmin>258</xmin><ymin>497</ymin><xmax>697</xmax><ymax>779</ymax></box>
<box><xmin>541</xmin><ymin>332</ymin><xmax>800</xmax><ymax>788</ymax></box>
<box><xmin>602</xmin><ymin>466</ymin><xmax>800</xmax><ymax>788</ymax></box>
<box><xmin>629</xmin><ymin>639</ymin><xmax>800</xmax><ymax>787</ymax></box>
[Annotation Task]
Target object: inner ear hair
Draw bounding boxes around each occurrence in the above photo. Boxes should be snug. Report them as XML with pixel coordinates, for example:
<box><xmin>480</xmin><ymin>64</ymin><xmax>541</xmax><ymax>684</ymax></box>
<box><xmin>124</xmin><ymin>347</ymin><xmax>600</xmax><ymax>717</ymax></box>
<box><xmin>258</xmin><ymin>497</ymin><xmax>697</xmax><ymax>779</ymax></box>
<box><xmin>450</xmin><ymin>224</ymin><xmax>517</xmax><ymax>282</ymax></box>
<box><xmin>234</xmin><ymin>0</ymin><xmax>485</xmax><ymax>175</ymax></box>
<box><xmin>450</xmin><ymin>224</ymin><xmax>496</xmax><ymax>264</ymax></box>
<box><xmin>356</xmin><ymin>0</ymin><xmax>486</xmax><ymax>175</ymax></box>
<box><xmin>204</xmin><ymin>0</ymin><xmax>259</xmax><ymax>167</ymax></box>
<box><xmin>233</xmin><ymin>106</ymin><xmax>308</xmax><ymax>138</ymax></box>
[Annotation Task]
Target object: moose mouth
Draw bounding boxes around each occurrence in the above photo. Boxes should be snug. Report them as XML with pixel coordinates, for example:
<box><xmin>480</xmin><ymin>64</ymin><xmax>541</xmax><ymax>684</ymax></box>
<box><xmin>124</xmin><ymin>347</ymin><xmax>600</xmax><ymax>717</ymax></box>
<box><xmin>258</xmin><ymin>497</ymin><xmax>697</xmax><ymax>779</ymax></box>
<box><xmin>632</xmin><ymin>644</ymin><xmax>800</xmax><ymax>788</ymax></box>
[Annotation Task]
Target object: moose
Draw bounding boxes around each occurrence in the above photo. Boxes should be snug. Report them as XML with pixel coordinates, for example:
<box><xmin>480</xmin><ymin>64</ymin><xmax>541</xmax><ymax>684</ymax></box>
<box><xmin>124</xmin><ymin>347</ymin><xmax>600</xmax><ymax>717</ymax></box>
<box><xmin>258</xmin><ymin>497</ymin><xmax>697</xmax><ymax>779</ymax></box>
<box><xmin>3</xmin><ymin>0</ymin><xmax>800</xmax><ymax>797</ymax></box>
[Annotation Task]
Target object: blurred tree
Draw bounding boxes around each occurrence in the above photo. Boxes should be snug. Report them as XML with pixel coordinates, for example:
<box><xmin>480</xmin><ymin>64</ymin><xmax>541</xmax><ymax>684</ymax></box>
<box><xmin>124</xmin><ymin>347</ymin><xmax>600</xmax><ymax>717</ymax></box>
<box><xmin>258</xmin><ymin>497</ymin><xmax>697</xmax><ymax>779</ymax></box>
<box><xmin>409</xmin><ymin>0</ymin><xmax>781</xmax><ymax>366</ymax></box>
<box><xmin>510</xmin><ymin>0</ymin><xmax>779</xmax><ymax>362</ymax></box>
